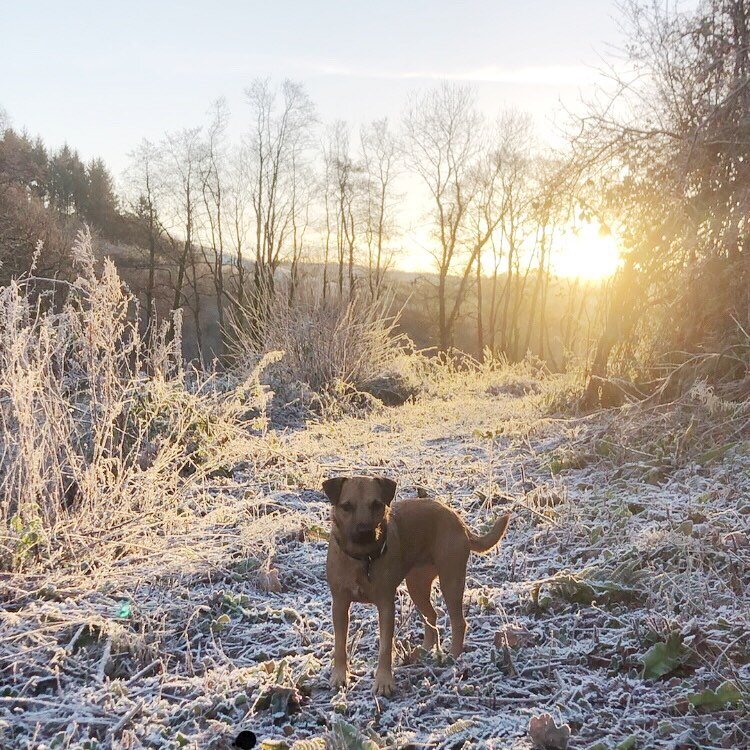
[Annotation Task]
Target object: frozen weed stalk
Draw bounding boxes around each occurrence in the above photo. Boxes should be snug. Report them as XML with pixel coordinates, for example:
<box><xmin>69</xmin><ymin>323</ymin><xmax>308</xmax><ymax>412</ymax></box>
<box><xmin>0</xmin><ymin>227</ymin><xmax>272</xmax><ymax>572</ymax></box>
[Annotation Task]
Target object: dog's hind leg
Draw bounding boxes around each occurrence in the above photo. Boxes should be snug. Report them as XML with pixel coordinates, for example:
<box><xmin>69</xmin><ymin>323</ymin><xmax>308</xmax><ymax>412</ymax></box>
<box><xmin>439</xmin><ymin>564</ymin><xmax>467</xmax><ymax>658</ymax></box>
<box><xmin>406</xmin><ymin>565</ymin><xmax>439</xmax><ymax>650</ymax></box>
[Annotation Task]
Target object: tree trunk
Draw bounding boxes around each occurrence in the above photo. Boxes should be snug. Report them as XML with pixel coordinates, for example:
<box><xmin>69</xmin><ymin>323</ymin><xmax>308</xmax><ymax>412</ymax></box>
<box><xmin>499</xmin><ymin>244</ymin><xmax>514</xmax><ymax>354</ymax></box>
<box><xmin>581</xmin><ymin>262</ymin><xmax>638</xmax><ymax>407</ymax></box>
<box><xmin>523</xmin><ymin>230</ymin><xmax>545</xmax><ymax>356</ymax></box>
<box><xmin>438</xmin><ymin>271</ymin><xmax>449</xmax><ymax>351</ymax></box>
<box><xmin>145</xmin><ymin>201</ymin><xmax>156</xmax><ymax>332</ymax></box>
<box><xmin>171</xmin><ymin>237</ymin><xmax>190</xmax><ymax>343</ymax></box>
<box><xmin>476</xmin><ymin>247</ymin><xmax>484</xmax><ymax>356</ymax></box>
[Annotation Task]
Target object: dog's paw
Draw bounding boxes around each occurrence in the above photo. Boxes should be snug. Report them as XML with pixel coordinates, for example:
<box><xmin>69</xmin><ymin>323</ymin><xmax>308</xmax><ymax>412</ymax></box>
<box><xmin>330</xmin><ymin>666</ymin><xmax>348</xmax><ymax>689</ymax></box>
<box><xmin>373</xmin><ymin>670</ymin><xmax>395</xmax><ymax>697</ymax></box>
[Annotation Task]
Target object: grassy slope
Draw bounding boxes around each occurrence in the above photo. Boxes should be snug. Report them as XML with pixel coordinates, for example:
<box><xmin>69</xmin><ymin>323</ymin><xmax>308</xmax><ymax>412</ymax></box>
<box><xmin>1</xmin><ymin>375</ymin><xmax>749</xmax><ymax>749</ymax></box>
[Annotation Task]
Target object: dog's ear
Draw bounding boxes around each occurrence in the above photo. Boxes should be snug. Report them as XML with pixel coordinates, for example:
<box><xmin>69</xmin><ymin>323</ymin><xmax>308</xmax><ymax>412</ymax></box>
<box><xmin>377</xmin><ymin>477</ymin><xmax>397</xmax><ymax>505</ymax></box>
<box><xmin>322</xmin><ymin>477</ymin><xmax>346</xmax><ymax>504</ymax></box>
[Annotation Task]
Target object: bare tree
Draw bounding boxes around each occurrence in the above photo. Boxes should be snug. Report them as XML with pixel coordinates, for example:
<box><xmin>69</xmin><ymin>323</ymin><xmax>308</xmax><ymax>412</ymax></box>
<box><xmin>245</xmin><ymin>79</ymin><xmax>315</xmax><ymax>306</ymax></box>
<box><xmin>124</xmin><ymin>138</ymin><xmax>164</xmax><ymax>331</ymax></box>
<box><xmin>162</xmin><ymin>127</ymin><xmax>203</xmax><ymax>347</ymax></box>
<box><xmin>323</xmin><ymin>121</ymin><xmax>362</xmax><ymax>297</ymax></box>
<box><xmin>404</xmin><ymin>84</ymin><xmax>481</xmax><ymax>350</ymax></box>
<box><xmin>572</xmin><ymin>0</ymin><xmax>750</xmax><ymax>403</ymax></box>
<box><xmin>226</xmin><ymin>142</ymin><xmax>251</xmax><ymax>308</ymax></box>
<box><xmin>361</xmin><ymin>118</ymin><xmax>400</xmax><ymax>297</ymax></box>
<box><xmin>493</xmin><ymin>113</ymin><xmax>537</xmax><ymax>359</ymax></box>
<box><xmin>320</xmin><ymin>135</ymin><xmax>335</xmax><ymax>300</ymax></box>
<box><xmin>199</xmin><ymin>98</ymin><xmax>230</xmax><ymax>355</ymax></box>
<box><xmin>466</xmin><ymin>118</ymin><xmax>518</xmax><ymax>356</ymax></box>
<box><xmin>288</xmin><ymin>149</ymin><xmax>313</xmax><ymax>303</ymax></box>
<box><xmin>521</xmin><ymin>157</ymin><xmax>572</xmax><ymax>360</ymax></box>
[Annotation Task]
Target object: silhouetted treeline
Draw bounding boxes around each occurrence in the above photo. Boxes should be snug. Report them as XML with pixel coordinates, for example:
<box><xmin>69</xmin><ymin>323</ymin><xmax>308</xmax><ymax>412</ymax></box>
<box><xmin>0</xmin><ymin>128</ymin><xmax>160</xmax><ymax>276</ymax></box>
<box><xmin>1</xmin><ymin>89</ymin><xmax>607</xmax><ymax>368</ymax></box>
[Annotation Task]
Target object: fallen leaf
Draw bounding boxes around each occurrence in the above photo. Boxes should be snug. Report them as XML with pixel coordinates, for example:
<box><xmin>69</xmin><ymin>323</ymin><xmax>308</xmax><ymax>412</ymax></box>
<box><xmin>401</xmin><ymin>644</ymin><xmax>429</xmax><ymax>665</ymax></box>
<box><xmin>290</xmin><ymin>740</ymin><xmax>325</xmax><ymax>750</ymax></box>
<box><xmin>328</xmin><ymin>718</ymin><xmax>380</xmax><ymax>750</ymax></box>
<box><xmin>531</xmin><ymin>570</ymin><xmax>639</xmax><ymax>609</ymax></box>
<box><xmin>258</xmin><ymin>567</ymin><xmax>282</xmax><ymax>593</ymax></box>
<box><xmin>494</xmin><ymin>625</ymin><xmax>535</xmax><ymax>648</ymax></box>
<box><xmin>616</xmin><ymin>736</ymin><xmax>638</xmax><ymax>750</ymax></box>
<box><xmin>641</xmin><ymin>633</ymin><xmax>689</xmax><ymax>680</ymax></box>
<box><xmin>688</xmin><ymin>681</ymin><xmax>743</xmax><ymax>710</ymax></box>
<box><xmin>211</xmin><ymin>613</ymin><xmax>231</xmax><ymax>632</ymax></box>
<box><xmin>696</xmin><ymin>442</ymin><xmax>736</xmax><ymax>464</ymax></box>
<box><xmin>722</xmin><ymin>531</ymin><xmax>748</xmax><ymax>549</ymax></box>
<box><xmin>254</xmin><ymin>684</ymin><xmax>301</xmax><ymax>719</ymax></box>
<box><xmin>529</xmin><ymin>713</ymin><xmax>571</xmax><ymax>750</ymax></box>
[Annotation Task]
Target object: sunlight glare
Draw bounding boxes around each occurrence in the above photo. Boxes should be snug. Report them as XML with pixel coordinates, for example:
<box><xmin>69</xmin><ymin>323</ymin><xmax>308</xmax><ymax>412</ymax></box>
<box><xmin>553</xmin><ymin>221</ymin><xmax>622</xmax><ymax>281</ymax></box>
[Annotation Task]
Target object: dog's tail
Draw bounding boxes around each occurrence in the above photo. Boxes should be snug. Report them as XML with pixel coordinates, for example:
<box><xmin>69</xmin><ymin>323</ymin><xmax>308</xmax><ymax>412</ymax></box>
<box><xmin>468</xmin><ymin>514</ymin><xmax>511</xmax><ymax>553</ymax></box>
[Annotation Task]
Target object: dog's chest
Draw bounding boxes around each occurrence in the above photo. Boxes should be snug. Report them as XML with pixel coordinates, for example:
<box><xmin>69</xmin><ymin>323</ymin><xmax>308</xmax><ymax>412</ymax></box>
<box><xmin>344</xmin><ymin>567</ymin><xmax>374</xmax><ymax>603</ymax></box>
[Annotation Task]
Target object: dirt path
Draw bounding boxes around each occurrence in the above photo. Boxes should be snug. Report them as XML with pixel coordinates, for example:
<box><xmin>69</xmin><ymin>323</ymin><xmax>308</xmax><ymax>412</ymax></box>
<box><xmin>2</xmin><ymin>385</ymin><xmax>749</xmax><ymax>748</ymax></box>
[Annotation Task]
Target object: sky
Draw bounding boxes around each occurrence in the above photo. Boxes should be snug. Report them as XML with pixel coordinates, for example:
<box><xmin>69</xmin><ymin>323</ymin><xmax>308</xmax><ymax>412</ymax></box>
<box><xmin>1</xmin><ymin>0</ymin><xmax>628</xmax><ymax>174</ymax></box>
<box><xmin>1</xmin><ymin>0</ymin><xmax>668</xmax><ymax>277</ymax></box>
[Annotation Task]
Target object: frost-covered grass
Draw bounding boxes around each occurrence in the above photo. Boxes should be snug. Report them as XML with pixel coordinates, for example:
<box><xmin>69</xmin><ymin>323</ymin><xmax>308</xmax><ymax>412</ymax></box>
<box><xmin>0</xmin><ymin>229</ymin><xmax>275</xmax><ymax>573</ymax></box>
<box><xmin>1</xmin><ymin>356</ymin><xmax>749</xmax><ymax>749</ymax></box>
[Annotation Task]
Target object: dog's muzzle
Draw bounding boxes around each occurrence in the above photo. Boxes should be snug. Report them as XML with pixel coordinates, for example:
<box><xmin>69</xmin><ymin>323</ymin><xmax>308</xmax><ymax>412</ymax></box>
<box><xmin>351</xmin><ymin>528</ymin><xmax>378</xmax><ymax>545</ymax></box>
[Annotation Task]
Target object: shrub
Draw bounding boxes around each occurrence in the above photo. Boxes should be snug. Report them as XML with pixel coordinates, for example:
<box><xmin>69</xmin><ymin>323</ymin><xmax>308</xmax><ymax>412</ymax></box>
<box><xmin>228</xmin><ymin>284</ymin><xmax>417</xmax><ymax>418</ymax></box>
<box><xmin>0</xmin><ymin>228</ymin><xmax>271</xmax><ymax>571</ymax></box>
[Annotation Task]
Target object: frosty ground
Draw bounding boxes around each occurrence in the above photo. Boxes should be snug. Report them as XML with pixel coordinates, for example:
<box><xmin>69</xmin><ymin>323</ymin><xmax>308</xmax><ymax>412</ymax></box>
<box><xmin>2</xmin><ymin>372</ymin><xmax>749</xmax><ymax>749</ymax></box>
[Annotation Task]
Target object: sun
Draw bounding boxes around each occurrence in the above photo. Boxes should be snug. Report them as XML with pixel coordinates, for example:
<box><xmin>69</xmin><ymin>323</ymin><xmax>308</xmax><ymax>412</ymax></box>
<box><xmin>553</xmin><ymin>220</ymin><xmax>622</xmax><ymax>281</ymax></box>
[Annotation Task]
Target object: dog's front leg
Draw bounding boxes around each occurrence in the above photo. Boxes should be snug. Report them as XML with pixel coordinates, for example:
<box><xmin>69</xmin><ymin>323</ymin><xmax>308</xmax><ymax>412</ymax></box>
<box><xmin>373</xmin><ymin>598</ymin><xmax>395</xmax><ymax>696</ymax></box>
<box><xmin>331</xmin><ymin>596</ymin><xmax>350</xmax><ymax>689</ymax></box>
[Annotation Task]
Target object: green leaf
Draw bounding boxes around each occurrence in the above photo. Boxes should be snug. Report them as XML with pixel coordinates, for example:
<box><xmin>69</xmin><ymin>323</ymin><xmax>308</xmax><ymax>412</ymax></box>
<box><xmin>328</xmin><ymin>719</ymin><xmax>380</xmax><ymax>750</ymax></box>
<box><xmin>117</xmin><ymin>601</ymin><xmax>132</xmax><ymax>618</ymax></box>
<box><xmin>695</xmin><ymin>442</ymin><xmax>736</xmax><ymax>464</ymax></box>
<box><xmin>211</xmin><ymin>613</ymin><xmax>231</xmax><ymax>631</ymax></box>
<box><xmin>533</xmin><ymin>570</ymin><xmax>640</xmax><ymax>610</ymax></box>
<box><xmin>616</xmin><ymin>737</ymin><xmax>637</xmax><ymax>750</ymax></box>
<box><xmin>21</xmin><ymin>530</ymin><xmax>39</xmax><ymax>547</ymax></box>
<box><xmin>549</xmin><ymin>457</ymin><xmax>565</xmax><ymax>474</ymax></box>
<box><xmin>641</xmin><ymin>633</ymin><xmax>688</xmax><ymax>680</ymax></box>
<box><xmin>688</xmin><ymin>681</ymin><xmax>743</xmax><ymax>710</ymax></box>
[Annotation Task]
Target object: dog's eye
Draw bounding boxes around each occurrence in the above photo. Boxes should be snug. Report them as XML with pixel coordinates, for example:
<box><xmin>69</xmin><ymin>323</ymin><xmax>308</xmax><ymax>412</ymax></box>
<box><xmin>340</xmin><ymin>503</ymin><xmax>352</xmax><ymax>512</ymax></box>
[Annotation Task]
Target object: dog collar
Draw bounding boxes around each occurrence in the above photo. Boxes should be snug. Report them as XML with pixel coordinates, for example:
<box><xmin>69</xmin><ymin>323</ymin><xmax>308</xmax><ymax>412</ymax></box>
<box><xmin>362</xmin><ymin>535</ymin><xmax>388</xmax><ymax>581</ymax></box>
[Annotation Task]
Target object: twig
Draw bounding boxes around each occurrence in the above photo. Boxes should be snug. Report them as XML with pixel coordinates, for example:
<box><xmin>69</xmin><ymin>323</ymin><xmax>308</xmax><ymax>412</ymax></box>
<box><xmin>111</xmin><ymin>698</ymin><xmax>145</xmax><ymax>736</ymax></box>
<box><xmin>126</xmin><ymin>659</ymin><xmax>161</xmax><ymax>685</ymax></box>
<box><xmin>96</xmin><ymin>637</ymin><xmax>112</xmax><ymax>683</ymax></box>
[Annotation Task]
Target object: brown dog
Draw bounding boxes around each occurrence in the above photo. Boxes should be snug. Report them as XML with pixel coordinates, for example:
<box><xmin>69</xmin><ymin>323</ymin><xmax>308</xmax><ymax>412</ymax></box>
<box><xmin>323</xmin><ymin>475</ymin><xmax>510</xmax><ymax>696</ymax></box>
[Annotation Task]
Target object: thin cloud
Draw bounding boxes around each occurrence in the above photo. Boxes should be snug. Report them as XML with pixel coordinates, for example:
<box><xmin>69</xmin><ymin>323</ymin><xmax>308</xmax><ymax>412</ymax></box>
<box><xmin>311</xmin><ymin>62</ymin><xmax>600</xmax><ymax>86</ymax></box>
